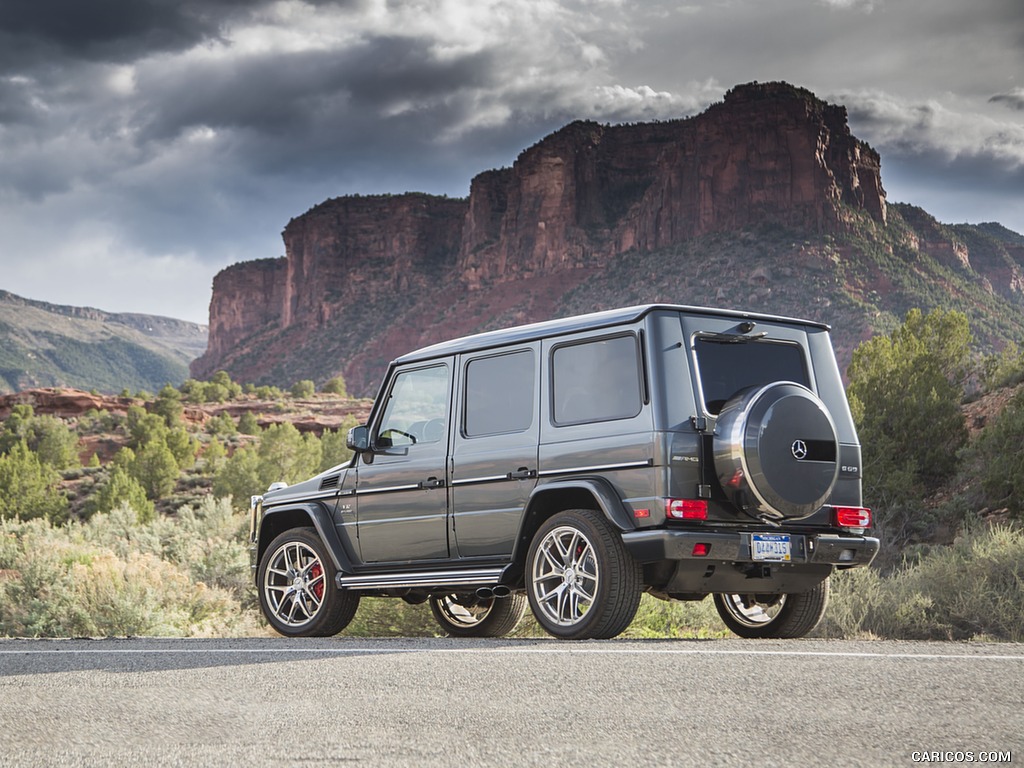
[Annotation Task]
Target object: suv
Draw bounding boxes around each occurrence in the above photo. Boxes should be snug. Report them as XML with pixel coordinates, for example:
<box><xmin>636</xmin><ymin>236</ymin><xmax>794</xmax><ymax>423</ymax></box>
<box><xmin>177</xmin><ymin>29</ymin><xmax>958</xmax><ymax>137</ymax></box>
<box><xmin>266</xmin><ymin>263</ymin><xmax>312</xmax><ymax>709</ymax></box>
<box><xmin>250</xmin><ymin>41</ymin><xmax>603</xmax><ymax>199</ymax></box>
<box><xmin>249</xmin><ymin>304</ymin><xmax>878</xmax><ymax>640</ymax></box>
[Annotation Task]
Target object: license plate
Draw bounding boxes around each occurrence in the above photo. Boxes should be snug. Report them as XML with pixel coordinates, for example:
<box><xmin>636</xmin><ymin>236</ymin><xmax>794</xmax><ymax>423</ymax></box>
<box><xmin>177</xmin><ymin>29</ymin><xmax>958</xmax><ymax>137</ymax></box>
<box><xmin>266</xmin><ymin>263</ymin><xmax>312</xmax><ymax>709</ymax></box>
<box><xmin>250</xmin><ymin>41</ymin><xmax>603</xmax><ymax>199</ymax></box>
<box><xmin>751</xmin><ymin>533</ymin><xmax>791</xmax><ymax>562</ymax></box>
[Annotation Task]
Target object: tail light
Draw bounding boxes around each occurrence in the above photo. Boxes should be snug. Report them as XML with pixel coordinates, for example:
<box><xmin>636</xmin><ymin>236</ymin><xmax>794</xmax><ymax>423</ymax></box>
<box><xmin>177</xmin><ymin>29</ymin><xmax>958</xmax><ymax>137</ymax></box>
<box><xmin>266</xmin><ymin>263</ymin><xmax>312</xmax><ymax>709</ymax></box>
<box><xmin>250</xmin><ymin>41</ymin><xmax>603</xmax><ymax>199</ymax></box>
<box><xmin>667</xmin><ymin>499</ymin><xmax>708</xmax><ymax>520</ymax></box>
<box><xmin>834</xmin><ymin>506</ymin><xmax>871</xmax><ymax>532</ymax></box>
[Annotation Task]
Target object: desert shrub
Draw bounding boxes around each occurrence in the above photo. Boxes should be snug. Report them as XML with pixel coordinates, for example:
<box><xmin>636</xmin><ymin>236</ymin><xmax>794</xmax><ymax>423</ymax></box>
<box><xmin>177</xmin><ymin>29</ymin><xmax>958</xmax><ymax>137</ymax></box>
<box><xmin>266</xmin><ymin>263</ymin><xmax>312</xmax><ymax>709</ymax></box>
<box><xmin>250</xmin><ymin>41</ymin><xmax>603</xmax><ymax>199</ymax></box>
<box><xmin>322</xmin><ymin>375</ymin><xmax>348</xmax><ymax>397</ymax></box>
<box><xmin>290</xmin><ymin>379</ymin><xmax>316</xmax><ymax>398</ymax></box>
<box><xmin>0</xmin><ymin>505</ymin><xmax>262</xmax><ymax>643</ymax></box>
<box><xmin>0</xmin><ymin>499</ymin><xmax>261</xmax><ymax>638</ymax></box>
<box><xmin>816</xmin><ymin>524</ymin><xmax>1024</xmax><ymax>641</ymax></box>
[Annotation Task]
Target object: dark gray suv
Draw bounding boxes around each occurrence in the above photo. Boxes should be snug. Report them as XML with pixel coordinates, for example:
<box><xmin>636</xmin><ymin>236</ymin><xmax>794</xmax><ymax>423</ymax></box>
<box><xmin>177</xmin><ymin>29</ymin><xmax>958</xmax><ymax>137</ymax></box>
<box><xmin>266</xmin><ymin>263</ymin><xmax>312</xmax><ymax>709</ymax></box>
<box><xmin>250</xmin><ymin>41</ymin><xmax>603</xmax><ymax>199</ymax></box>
<box><xmin>249</xmin><ymin>304</ymin><xmax>878</xmax><ymax>640</ymax></box>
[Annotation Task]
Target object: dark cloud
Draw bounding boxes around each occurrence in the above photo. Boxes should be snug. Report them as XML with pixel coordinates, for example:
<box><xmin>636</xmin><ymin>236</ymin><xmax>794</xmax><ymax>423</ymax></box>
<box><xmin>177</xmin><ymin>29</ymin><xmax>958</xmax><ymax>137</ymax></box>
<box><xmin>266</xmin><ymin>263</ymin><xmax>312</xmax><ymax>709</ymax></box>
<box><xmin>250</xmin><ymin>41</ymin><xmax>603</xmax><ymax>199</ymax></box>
<box><xmin>0</xmin><ymin>0</ymin><xmax>253</xmax><ymax>67</ymax></box>
<box><xmin>990</xmin><ymin>90</ymin><xmax>1024</xmax><ymax>112</ymax></box>
<box><xmin>1</xmin><ymin>0</ymin><xmax>1023</xmax><ymax>324</ymax></box>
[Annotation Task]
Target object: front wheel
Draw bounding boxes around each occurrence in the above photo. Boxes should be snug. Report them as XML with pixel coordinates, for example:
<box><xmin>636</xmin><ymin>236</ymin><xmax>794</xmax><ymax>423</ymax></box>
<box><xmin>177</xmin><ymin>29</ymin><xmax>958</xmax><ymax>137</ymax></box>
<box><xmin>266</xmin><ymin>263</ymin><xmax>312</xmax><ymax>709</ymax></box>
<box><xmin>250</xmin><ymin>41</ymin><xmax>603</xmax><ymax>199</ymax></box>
<box><xmin>526</xmin><ymin>509</ymin><xmax>642</xmax><ymax>640</ymax></box>
<box><xmin>429</xmin><ymin>593</ymin><xmax>527</xmax><ymax>637</ymax></box>
<box><xmin>258</xmin><ymin>527</ymin><xmax>360</xmax><ymax>637</ymax></box>
<box><xmin>713</xmin><ymin>578</ymin><xmax>830</xmax><ymax>639</ymax></box>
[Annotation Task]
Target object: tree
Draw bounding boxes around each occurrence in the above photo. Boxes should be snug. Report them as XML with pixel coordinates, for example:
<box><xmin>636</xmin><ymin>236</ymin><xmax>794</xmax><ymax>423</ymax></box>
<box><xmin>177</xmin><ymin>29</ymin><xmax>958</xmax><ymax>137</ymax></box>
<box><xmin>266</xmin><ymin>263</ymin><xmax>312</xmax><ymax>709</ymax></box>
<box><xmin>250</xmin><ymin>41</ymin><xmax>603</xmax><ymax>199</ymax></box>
<box><xmin>258</xmin><ymin>423</ymin><xmax>321</xmax><ymax>484</ymax></box>
<box><xmin>0</xmin><ymin>441</ymin><xmax>68</xmax><ymax>522</ymax></box>
<box><xmin>153</xmin><ymin>384</ymin><xmax>184</xmax><ymax>427</ymax></box>
<box><xmin>846</xmin><ymin>308</ymin><xmax>972</xmax><ymax>544</ymax></box>
<box><xmin>1</xmin><ymin>407</ymin><xmax>79</xmax><ymax>470</ymax></box>
<box><xmin>126</xmin><ymin>405</ymin><xmax>167</xmax><ymax>449</ymax></box>
<box><xmin>213</xmin><ymin>445</ymin><xmax>262</xmax><ymax>501</ymax></box>
<box><xmin>237</xmin><ymin>411</ymin><xmax>261</xmax><ymax>435</ymax></box>
<box><xmin>86</xmin><ymin>467</ymin><xmax>155</xmax><ymax>523</ymax></box>
<box><xmin>319</xmin><ymin>416</ymin><xmax>359</xmax><ymax>473</ymax></box>
<box><xmin>128</xmin><ymin>438</ymin><xmax>180</xmax><ymax>500</ymax></box>
<box><xmin>201</xmin><ymin>437</ymin><xmax>227</xmax><ymax>475</ymax></box>
<box><xmin>165</xmin><ymin>426</ymin><xmax>199</xmax><ymax>469</ymax></box>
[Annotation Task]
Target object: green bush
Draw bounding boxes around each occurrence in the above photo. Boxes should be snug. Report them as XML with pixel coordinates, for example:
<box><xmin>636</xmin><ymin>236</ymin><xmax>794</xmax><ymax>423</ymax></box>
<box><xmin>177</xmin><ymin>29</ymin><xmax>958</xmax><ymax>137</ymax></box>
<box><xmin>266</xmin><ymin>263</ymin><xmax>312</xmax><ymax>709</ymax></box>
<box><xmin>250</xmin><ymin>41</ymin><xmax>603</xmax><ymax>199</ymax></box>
<box><xmin>290</xmin><ymin>379</ymin><xmax>316</xmax><ymax>398</ymax></box>
<box><xmin>322</xmin><ymin>375</ymin><xmax>348</xmax><ymax>397</ymax></box>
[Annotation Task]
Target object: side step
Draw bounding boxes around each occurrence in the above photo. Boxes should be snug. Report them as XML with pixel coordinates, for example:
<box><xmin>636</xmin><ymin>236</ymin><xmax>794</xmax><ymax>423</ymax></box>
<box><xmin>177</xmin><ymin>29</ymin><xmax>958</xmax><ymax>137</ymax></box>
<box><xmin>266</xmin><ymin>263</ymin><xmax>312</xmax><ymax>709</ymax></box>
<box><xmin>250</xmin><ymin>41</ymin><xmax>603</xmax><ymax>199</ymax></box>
<box><xmin>336</xmin><ymin>567</ymin><xmax>504</xmax><ymax>591</ymax></box>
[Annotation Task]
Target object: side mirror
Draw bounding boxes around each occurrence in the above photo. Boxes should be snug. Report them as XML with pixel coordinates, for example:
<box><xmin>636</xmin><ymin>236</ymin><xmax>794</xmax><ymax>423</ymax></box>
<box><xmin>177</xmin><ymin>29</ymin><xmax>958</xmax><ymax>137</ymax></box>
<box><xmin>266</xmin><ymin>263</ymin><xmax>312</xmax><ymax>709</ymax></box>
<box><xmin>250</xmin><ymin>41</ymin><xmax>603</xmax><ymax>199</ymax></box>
<box><xmin>346</xmin><ymin>425</ymin><xmax>370</xmax><ymax>453</ymax></box>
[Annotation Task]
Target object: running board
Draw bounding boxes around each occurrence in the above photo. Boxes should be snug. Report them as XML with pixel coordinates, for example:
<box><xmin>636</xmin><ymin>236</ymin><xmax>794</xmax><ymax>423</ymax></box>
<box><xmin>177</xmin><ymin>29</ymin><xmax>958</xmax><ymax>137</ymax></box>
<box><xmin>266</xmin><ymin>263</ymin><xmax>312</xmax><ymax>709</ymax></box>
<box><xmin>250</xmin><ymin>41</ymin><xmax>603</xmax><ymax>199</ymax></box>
<box><xmin>336</xmin><ymin>567</ymin><xmax>504</xmax><ymax>591</ymax></box>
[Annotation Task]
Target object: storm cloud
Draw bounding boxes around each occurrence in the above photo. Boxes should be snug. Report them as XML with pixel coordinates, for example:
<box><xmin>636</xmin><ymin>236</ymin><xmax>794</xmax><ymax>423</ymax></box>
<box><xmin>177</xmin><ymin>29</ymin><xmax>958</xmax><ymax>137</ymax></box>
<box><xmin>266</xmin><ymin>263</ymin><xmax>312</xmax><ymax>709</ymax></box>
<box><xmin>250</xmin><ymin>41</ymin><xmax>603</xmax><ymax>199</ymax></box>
<box><xmin>1</xmin><ymin>0</ymin><xmax>1022</xmax><ymax>323</ymax></box>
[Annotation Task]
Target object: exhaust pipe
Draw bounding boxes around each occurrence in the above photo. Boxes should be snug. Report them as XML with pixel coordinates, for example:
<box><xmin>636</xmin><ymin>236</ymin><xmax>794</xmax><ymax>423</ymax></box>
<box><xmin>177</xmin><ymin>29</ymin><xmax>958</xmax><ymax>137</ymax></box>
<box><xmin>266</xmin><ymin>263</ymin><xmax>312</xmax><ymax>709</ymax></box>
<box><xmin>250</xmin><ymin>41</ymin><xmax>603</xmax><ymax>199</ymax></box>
<box><xmin>475</xmin><ymin>585</ymin><xmax>512</xmax><ymax>600</ymax></box>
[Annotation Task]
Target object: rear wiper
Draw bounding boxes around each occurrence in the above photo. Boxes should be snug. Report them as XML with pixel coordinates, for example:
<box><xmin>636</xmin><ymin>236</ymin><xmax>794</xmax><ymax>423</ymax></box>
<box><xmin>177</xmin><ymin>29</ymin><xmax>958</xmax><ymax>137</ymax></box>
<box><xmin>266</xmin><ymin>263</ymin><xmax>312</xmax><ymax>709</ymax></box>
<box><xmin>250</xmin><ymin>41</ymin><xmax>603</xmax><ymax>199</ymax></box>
<box><xmin>702</xmin><ymin>330</ymin><xmax>768</xmax><ymax>344</ymax></box>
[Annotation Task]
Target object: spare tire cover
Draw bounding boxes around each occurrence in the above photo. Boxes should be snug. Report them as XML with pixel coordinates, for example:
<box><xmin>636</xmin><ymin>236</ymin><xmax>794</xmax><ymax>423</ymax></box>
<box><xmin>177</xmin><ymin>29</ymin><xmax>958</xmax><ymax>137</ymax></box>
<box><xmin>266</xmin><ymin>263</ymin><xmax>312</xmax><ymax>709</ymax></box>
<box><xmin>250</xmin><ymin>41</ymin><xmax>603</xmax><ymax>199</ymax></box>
<box><xmin>713</xmin><ymin>381</ymin><xmax>839</xmax><ymax>520</ymax></box>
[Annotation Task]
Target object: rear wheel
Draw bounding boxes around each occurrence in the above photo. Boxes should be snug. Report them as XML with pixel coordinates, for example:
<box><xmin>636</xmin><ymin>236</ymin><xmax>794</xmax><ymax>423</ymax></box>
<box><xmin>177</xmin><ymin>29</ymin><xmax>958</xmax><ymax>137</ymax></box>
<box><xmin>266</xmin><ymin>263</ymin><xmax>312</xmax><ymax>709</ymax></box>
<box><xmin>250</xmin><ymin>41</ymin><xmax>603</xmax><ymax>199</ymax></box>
<box><xmin>526</xmin><ymin>509</ymin><xmax>642</xmax><ymax>640</ymax></box>
<box><xmin>429</xmin><ymin>593</ymin><xmax>527</xmax><ymax>637</ymax></box>
<box><xmin>258</xmin><ymin>527</ymin><xmax>360</xmax><ymax>637</ymax></box>
<box><xmin>713</xmin><ymin>578</ymin><xmax>830</xmax><ymax>638</ymax></box>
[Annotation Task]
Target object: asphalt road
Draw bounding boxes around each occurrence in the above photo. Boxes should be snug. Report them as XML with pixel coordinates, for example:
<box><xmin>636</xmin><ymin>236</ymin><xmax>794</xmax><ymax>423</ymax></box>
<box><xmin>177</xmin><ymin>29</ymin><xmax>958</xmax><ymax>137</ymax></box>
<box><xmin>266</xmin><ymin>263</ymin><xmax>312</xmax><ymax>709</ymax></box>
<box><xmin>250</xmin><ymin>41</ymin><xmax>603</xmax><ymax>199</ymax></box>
<box><xmin>0</xmin><ymin>637</ymin><xmax>1021</xmax><ymax>767</ymax></box>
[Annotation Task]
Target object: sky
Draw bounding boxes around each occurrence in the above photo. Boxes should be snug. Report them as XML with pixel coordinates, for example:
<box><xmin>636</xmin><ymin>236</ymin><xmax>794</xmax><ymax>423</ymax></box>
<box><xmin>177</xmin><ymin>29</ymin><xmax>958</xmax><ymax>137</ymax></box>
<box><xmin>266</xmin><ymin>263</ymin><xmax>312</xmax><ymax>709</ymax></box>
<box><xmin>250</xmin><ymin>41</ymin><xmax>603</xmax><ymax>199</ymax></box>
<box><xmin>1</xmin><ymin>0</ymin><xmax>1022</xmax><ymax>325</ymax></box>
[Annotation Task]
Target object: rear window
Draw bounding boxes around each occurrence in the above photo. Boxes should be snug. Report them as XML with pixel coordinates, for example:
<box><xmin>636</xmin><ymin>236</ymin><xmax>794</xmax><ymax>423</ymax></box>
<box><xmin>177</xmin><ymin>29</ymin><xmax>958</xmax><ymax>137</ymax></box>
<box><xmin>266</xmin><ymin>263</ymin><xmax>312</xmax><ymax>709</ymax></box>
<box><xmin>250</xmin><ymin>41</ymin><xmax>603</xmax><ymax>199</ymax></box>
<box><xmin>695</xmin><ymin>337</ymin><xmax>809</xmax><ymax>415</ymax></box>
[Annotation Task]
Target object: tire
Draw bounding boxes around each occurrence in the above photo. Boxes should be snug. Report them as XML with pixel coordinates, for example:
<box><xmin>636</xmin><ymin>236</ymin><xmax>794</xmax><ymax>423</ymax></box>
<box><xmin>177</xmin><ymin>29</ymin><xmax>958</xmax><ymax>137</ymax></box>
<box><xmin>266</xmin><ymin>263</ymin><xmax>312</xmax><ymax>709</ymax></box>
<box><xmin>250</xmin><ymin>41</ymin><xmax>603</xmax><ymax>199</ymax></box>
<box><xmin>713</xmin><ymin>578</ymin><xmax>830</xmax><ymax>639</ymax></box>
<box><xmin>258</xmin><ymin>527</ymin><xmax>360</xmax><ymax>637</ymax></box>
<box><xmin>525</xmin><ymin>509</ymin><xmax>642</xmax><ymax>640</ymax></box>
<box><xmin>429</xmin><ymin>593</ymin><xmax>527</xmax><ymax>637</ymax></box>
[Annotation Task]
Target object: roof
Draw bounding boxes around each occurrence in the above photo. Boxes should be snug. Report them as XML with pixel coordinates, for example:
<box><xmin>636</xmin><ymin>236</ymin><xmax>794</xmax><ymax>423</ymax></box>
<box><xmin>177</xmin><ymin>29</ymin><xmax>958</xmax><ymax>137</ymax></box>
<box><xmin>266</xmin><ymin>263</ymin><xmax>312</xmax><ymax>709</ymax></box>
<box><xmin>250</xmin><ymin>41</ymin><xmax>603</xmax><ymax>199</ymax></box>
<box><xmin>395</xmin><ymin>303</ymin><xmax>830</xmax><ymax>364</ymax></box>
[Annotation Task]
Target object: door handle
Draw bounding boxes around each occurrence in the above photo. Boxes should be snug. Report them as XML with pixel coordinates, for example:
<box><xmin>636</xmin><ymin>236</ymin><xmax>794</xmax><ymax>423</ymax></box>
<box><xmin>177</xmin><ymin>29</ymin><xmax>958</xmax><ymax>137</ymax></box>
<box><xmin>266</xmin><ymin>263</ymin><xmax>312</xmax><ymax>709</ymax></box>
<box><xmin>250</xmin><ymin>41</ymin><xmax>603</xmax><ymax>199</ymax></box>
<box><xmin>508</xmin><ymin>468</ymin><xmax>537</xmax><ymax>480</ymax></box>
<box><xmin>421</xmin><ymin>477</ymin><xmax>445</xmax><ymax>489</ymax></box>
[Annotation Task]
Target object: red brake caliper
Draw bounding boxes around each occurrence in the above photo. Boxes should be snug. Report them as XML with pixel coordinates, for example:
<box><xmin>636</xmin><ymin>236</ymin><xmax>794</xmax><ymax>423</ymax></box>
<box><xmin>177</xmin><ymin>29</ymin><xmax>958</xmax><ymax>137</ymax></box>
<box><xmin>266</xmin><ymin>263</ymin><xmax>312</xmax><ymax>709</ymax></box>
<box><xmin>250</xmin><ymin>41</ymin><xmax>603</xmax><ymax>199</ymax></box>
<box><xmin>310</xmin><ymin>563</ymin><xmax>324</xmax><ymax>600</ymax></box>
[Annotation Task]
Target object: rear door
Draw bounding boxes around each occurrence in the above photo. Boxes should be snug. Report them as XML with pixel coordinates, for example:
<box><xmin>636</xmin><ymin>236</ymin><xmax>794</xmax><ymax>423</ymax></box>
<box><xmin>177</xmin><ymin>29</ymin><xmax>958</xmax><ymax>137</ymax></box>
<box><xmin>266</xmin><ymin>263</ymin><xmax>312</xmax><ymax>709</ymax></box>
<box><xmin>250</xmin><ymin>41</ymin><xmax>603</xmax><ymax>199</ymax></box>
<box><xmin>450</xmin><ymin>344</ymin><xmax>540</xmax><ymax>558</ymax></box>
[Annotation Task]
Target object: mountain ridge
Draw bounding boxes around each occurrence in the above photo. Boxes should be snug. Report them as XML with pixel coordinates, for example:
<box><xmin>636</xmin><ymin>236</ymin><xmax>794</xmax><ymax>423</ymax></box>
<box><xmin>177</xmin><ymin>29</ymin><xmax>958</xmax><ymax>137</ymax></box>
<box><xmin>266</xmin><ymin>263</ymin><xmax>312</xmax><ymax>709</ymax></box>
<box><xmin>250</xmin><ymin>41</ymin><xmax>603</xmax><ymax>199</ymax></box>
<box><xmin>187</xmin><ymin>81</ymin><xmax>1024</xmax><ymax>395</ymax></box>
<box><xmin>0</xmin><ymin>289</ymin><xmax>208</xmax><ymax>394</ymax></box>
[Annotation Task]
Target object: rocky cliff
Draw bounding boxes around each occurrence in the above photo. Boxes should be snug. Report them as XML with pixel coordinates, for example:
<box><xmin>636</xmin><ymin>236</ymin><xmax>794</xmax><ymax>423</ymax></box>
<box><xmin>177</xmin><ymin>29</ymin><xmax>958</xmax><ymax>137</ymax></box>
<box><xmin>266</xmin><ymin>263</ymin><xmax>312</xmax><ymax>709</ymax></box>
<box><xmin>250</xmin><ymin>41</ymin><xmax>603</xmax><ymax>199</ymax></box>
<box><xmin>192</xmin><ymin>81</ymin><xmax>1024</xmax><ymax>394</ymax></box>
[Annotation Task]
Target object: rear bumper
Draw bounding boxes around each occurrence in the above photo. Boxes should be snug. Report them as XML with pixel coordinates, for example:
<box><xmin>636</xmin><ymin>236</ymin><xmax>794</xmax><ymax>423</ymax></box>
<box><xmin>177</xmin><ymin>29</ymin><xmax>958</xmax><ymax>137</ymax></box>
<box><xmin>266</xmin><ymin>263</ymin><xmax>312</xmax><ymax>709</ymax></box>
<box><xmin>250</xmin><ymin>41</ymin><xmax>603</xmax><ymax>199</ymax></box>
<box><xmin>621</xmin><ymin>529</ymin><xmax>879</xmax><ymax>567</ymax></box>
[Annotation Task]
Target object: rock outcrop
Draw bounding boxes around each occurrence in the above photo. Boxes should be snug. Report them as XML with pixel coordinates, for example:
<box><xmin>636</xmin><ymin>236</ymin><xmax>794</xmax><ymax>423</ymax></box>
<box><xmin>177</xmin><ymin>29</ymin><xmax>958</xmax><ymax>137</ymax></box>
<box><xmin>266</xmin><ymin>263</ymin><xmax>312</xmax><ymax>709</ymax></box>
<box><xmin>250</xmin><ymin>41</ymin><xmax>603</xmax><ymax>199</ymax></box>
<box><xmin>192</xmin><ymin>81</ymin><xmax>1024</xmax><ymax>394</ymax></box>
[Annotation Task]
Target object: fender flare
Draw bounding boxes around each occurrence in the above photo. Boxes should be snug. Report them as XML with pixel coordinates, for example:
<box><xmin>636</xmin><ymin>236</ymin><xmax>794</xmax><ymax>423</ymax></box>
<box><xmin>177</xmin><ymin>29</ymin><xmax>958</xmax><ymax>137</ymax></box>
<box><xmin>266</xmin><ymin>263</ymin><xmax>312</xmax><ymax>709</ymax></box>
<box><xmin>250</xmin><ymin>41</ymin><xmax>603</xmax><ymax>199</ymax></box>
<box><xmin>505</xmin><ymin>476</ymin><xmax>635</xmax><ymax>579</ymax></box>
<box><xmin>258</xmin><ymin>501</ymin><xmax>356</xmax><ymax>575</ymax></box>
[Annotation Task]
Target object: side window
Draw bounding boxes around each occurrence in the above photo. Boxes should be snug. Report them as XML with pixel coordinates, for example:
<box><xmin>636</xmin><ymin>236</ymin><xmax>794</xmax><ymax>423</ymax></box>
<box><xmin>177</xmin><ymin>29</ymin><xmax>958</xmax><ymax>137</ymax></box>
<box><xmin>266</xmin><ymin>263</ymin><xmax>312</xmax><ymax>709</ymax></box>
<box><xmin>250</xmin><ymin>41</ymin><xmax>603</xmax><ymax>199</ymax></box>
<box><xmin>375</xmin><ymin>364</ymin><xmax>449</xmax><ymax>448</ymax></box>
<box><xmin>464</xmin><ymin>349</ymin><xmax>535</xmax><ymax>437</ymax></box>
<box><xmin>552</xmin><ymin>335</ymin><xmax>642</xmax><ymax>425</ymax></box>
